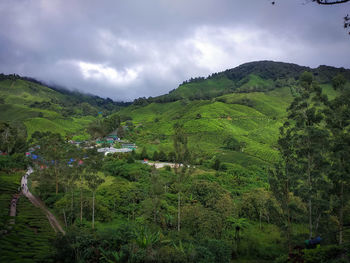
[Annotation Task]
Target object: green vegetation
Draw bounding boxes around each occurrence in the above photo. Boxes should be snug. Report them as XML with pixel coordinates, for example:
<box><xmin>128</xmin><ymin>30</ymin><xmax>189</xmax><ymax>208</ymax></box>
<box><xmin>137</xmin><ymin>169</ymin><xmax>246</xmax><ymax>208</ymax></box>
<box><xmin>119</xmin><ymin>87</ymin><xmax>290</xmax><ymax>165</ymax></box>
<box><xmin>1</xmin><ymin>62</ymin><xmax>350</xmax><ymax>262</ymax></box>
<box><xmin>0</xmin><ymin>74</ymin><xmax>129</xmax><ymax>139</ymax></box>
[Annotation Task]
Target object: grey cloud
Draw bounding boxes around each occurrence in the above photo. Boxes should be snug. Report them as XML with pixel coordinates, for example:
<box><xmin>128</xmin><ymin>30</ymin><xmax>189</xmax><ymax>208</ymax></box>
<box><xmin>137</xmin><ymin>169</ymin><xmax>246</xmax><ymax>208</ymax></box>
<box><xmin>0</xmin><ymin>0</ymin><xmax>349</xmax><ymax>101</ymax></box>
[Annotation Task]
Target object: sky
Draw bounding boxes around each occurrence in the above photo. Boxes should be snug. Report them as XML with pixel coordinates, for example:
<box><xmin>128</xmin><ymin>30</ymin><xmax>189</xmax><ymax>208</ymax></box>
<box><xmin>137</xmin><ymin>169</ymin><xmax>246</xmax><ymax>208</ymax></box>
<box><xmin>0</xmin><ymin>0</ymin><xmax>349</xmax><ymax>101</ymax></box>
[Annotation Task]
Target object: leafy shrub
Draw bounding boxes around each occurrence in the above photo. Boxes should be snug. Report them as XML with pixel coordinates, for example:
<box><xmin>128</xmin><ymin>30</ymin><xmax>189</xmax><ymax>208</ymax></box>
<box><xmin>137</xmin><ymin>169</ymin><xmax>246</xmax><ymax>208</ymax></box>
<box><xmin>303</xmin><ymin>245</ymin><xmax>346</xmax><ymax>263</ymax></box>
<box><xmin>201</xmin><ymin>239</ymin><xmax>231</xmax><ymax>263</ymax></box>
<box><xmin>103</xmin><ymin>159</ymin><xmax>151</xmax><ymax>181</ymax></box>
<box><xmin>0</xmin><ymin>154</ymin><xmax>28</xmax><ymax>171</ymax></box>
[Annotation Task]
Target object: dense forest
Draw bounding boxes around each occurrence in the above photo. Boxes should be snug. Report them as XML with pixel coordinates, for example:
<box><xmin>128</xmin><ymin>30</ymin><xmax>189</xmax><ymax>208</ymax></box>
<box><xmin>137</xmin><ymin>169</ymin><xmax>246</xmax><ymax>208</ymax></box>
<box><xmin>1</xmin><ymin>62</ymin><xmax>350</xmax><ymax>262</ymax></box>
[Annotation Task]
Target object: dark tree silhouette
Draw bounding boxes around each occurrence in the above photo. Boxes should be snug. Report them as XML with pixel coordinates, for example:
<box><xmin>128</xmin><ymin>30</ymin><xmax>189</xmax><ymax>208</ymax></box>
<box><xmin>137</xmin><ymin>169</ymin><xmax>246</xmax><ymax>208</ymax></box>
<box><xmin>313</xmin><ymin>0</ymin><xmax>349</xmax><ymax>5</ymax></box>
<box><xmin>273</xmin><ymin>0</ymin><xmax>350</xmax><ymax>35</ymax></box>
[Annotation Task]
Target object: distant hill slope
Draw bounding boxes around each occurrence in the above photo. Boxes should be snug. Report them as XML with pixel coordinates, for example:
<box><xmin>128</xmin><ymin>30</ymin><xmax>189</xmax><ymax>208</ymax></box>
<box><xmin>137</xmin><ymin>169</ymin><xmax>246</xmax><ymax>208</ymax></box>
<box><xmin>120</xmin><ymin>87</ymin><xmax>293</xmax><ymax>166</ymax></box>
<box><xmin>140</xmin><ymin>61</ymin><xmax>350</xmax><ymax>103</ymax></box>
<box><xmin>0</xmin><ymin>74</ymin><xmax>125</xmax><ymax>139</ymax></box>
<box><xmin>120</xmin><ymin>61</ymin><xmax>346</xmax><ymax>166</ymax></box>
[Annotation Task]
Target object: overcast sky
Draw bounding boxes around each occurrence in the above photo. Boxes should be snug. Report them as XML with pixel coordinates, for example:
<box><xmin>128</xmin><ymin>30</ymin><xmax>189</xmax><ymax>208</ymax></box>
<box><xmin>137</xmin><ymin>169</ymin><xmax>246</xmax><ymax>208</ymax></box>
<box><xmin>0</xmin><ymin>0</ymin><xmax>349</xmax><ymax>101</ymax></box>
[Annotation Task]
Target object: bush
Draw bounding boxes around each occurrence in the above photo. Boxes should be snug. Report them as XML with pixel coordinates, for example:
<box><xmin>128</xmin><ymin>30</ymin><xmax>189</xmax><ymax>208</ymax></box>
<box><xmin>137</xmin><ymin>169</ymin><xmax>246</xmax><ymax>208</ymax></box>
<box><xmin>0</xmin><ymin>154</ymin><xmax>28</xmax><ymax>171</ymax></box>
<box><xmin>103</xmin><ymin>159</ymin><xmax>151</xmax><ymax>181</ymax></box>
<box><xmin>223</xmin><ymin>137</ymin><xmax>240</xmax><ymax>151</ymax></box>
<box><xmin>201</xmin><ymin>239</ymin><xmax>231</xmax><ymax>263</ymax></box>
<box><xmin>157</xmin><ymin>246</ymin><xmax>187</xmax><ymax>263</ymax></box>
<box><xmin>303</xmin><ymin>245</ymin><xmax>346</xmax><ymax>263</ymax></box>
<box><xmin>193</xmin><ymin>245</ymin><xmax>215</xmax><ymax>263</ymax></box>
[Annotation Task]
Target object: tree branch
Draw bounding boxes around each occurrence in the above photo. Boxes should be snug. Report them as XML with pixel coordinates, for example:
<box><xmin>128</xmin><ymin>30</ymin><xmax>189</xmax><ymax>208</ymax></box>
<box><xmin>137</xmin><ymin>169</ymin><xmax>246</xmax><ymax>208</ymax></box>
<box><xmin>314</xmin><ymin>0</ymin><xmax>350</xmax><ymax>5</ymax></box>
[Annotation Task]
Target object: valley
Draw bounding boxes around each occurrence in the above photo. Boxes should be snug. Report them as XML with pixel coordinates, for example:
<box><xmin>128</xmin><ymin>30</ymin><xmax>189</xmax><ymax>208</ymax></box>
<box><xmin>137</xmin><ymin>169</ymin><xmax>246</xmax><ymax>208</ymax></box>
<box><xmin>1</xmin><ymin>61</ymin><xmax>350</xmax><ymax>262</ymax></box>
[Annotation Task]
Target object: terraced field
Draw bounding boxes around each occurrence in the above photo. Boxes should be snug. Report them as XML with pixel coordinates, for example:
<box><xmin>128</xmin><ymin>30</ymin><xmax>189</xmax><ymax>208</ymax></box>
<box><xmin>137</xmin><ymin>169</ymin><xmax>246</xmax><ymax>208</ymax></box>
<box><xmin>0</xmin><ymin>78</ymin><xmax>96</xmax><ymax>139</ymax></box>
<box><xmin>119</xmin><ymin>87</ymin><xmax>294</xmax><ymax>165</ymax></box>
<box><xmin>0</xmin><ymin>172</ymin><xmax>56</xmax><ymax>263</ymax></box>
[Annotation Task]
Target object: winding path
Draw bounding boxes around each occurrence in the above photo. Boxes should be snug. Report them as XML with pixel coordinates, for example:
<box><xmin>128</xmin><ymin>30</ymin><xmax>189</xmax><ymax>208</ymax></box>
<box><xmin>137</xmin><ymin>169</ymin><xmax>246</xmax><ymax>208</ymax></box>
<box><xmin>21</xmin><ymin>167</ymin><xmax>65</xmax><ymax>235</ymax></box>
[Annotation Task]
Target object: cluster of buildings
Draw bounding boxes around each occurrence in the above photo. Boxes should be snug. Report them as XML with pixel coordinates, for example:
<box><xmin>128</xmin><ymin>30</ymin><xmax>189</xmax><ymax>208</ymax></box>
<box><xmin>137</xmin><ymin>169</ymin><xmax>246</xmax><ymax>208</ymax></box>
<box><xmin>95</xmin><ymin>134</ymin><xmax>137</xmax><ymax>155</ymax></box>
<box><xmin>96</xmin><ymin>134</ymin><xmax>120</xmax><ymax>144</ymax></box>
<box><xmin>97</xmin><ymin>143</ymin><xmax>137</xmax><ymax>155</ymax></box>
<box><xmin>67</xmin><ymin>134</ymin><xmax>138</xmax><ymax>156</ymax></box>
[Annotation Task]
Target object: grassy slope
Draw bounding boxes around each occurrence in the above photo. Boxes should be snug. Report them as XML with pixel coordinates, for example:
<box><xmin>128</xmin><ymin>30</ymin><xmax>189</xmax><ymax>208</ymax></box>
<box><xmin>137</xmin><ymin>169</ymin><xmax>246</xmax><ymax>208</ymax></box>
<box><xmin>0</xmin><ymin>79</ymin><xmax>94</xmax><ymax>138</ymax></box>
<box><xmin>120</xmin><ymin>87</ymin><xmax>295</xmax><ymax>165</ymax></box>
<box><xmin>121</xmin><ymin>77</ymin><xmax>340</xmax><ymax>166</ymax></box>
<box><xmin>0</xmin><ymin>79</ymin><xmax>66</xmax><ymax>104</ymax></box>
<box><xmin>173</xmin><ymin>76</ymin><xmax>235</xmax><ymax>98</ymax></box>
<box><xmin>166</xmin><ymin>73</ymin><xmax>275</xmax><ymax>100</ymax></box>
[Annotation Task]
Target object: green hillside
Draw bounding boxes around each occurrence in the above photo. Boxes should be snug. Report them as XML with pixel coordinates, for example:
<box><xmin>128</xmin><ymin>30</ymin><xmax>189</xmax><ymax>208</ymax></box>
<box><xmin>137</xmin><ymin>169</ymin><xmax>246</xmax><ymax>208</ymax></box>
<box><xmin>142</xmin><ymin>61</ymin><xmax>350</xmax><ymax>103</ymax></box>
<box><xmin>1</xmin><ymin>61</ymin><xmax>350</xmax><ymax>262</ymax></box>
<box><xmin>121</xmin><ymin>61</ymin><xmax>349</xmax><ymax>167</ymax></box>
<box><xmin>122</xmin><ymin>85</ymin><xmax>339</xmax><ymax>166</ymax></box>
<box><xmin>0</xmin><ymin>74</ymin><xmax>124</xmax><ymax>140</ymax></box>
<box><xmin>1</xmin><ymin>61</ymin><xmax>346</xmax><ymax>165</ymax></box>
<box><xmin>120</xmin><ymin>87</ymin><xmax>292</xmax><ymax>166</ymax></box>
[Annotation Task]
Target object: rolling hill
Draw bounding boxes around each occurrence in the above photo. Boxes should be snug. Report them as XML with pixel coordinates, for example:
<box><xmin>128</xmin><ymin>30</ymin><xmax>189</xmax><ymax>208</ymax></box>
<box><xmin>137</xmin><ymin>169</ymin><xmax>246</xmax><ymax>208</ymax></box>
<box><xmin>143</xmin><ymin>61</ymin><xmax>349</xmax><ymax>103</ymax></box>
<box><xmin>119</xmin><ymin>61</ymin><xmax>348</xmax><ymax>167</ymax></box>
<box><xmin>1</xmin><ymin>61</ymin><xmax>348</xmax><ymax>167</ymax></box>
<box><xmin>0</xmin><ymin>74</ymin><xmax>127</xmax><ymax>140</ymax></box>
<box><xmin>1</xmin><ymin>60</ymin><xmax>349</xmax><ymax>262</ymax></box>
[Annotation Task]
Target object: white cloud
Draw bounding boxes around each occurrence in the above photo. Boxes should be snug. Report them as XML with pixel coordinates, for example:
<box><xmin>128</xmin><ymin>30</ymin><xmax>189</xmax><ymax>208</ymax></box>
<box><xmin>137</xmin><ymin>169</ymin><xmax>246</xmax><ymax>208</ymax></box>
<box><xmin>184</xmin><ymin>26</ymin><xmax>296</xmax><ymax>73</ymax></box>
<box><xmin>77</xmin><ymin>61</ymin><xmax>141</xmax><ymax>86</ymax></box>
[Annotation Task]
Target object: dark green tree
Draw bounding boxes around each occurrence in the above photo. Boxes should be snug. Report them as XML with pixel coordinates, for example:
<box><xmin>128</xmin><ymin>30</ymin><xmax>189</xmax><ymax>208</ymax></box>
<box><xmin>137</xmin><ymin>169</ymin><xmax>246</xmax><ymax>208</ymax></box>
<box><xmin>32</xmin><ymin>132</ymin><xmax>67</xmax><ymax>195</ymax></box>
<box><xmin>85</xmin><ymin>172</ymin><xmax>104</xmax><ymax>229</ymax></box>
<box><xmin>281</xmin><ymin>72</ymin><xmax>329</xmax><ymax>239</ymax></box>
<box><xmin>168</xmin><ymin>151</ymin><xmax>176</xmax><ymax>163</ymax></box>
<box><xmin>173</xmin><ymin>123</ymin><xmax>191</xmax><ymax>232</ymax></box>
<box><xmin>103</xmin><ymin>114</ymin><xmax>121</xmax><ymax>133</ymax></box>
<box><xmin>152</xmin><ymin>150</ymin><xmax>159</xmax><ymax>161</ymax></box>
<box><xmin>0</xmin><ymin>122</ymin><xmax>17</xmax><ymax>154</ymax></box>
<box><xmin>87</xmin><ymin>119</ymin><xmax>106</xmax><ymax>139</ymax></box>
<box><xmin>117</xmin><ymin>125</ymin><xmax>125</xmax><ymax>139</ymax></box>
<box><xmin>173</xmin><ymin>123</ymin><xmax>189</xmax><ymax>165</ymax></box>
<box><xmin>158</xmin><ymin>150</ymin><xmax>167</xmax><ymax>162</ymax></box>
<box><xmin>140</xmin><ymin>146</ymin><xmax>149</xmax><ymax>160</ymax></box>
<box><xmin>324</xmin><ymin>74</ymin><xmax>350</xmax><ymax>244</ymax></box>
<box><xmin>223</xmin><ymin>136</ymin><xmax>241</xmax><ymax>151</ymax></box>
<box><xmin>212</xmin><ymin>158</ymin><xmax>221</xmax><ymax>171</ymax></box>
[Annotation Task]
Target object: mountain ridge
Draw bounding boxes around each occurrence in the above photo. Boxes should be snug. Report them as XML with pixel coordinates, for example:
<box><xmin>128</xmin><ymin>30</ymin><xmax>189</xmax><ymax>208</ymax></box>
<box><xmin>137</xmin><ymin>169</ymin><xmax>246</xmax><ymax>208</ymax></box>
<box><xmin>135</xmin><ymin>60</ymin><xmax>349</xmax><ymax>104</ymax></box>
<box><xmin>0</xmin><ymin>74</ymin><xmax>129</xmax><ymax>140</ymax></box>
<box><xmin>117</xmin><ymin>61</ymin><xmax>346</xmax><ymax>166</ymax></box>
